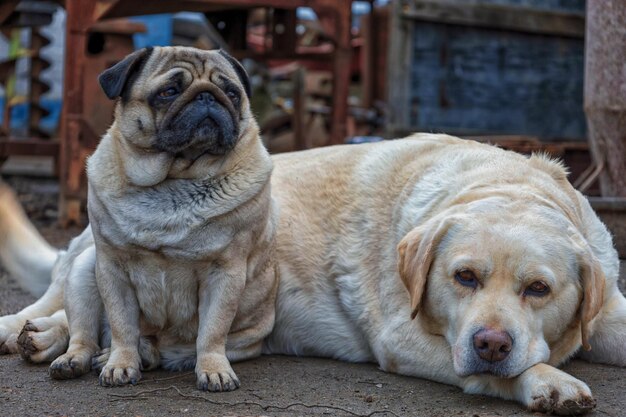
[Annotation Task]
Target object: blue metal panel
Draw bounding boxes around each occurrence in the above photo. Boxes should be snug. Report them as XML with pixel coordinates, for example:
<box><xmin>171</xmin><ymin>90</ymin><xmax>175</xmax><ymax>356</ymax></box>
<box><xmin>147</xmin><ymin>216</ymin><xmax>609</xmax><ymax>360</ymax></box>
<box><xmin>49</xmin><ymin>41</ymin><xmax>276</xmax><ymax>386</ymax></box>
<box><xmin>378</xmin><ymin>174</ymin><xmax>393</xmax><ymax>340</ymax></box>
<box><xmin>409</xmin><ymin>23</ymin><xmax>586</xmax><ymax>138</ymax></box>
<box><xmin>472</xmin><ymin>0</ymin><xmax>584</xmax><ymax>12</ymax></box>
<box><xmin>130</xmin><ymin>14</ymin><xmax>173</xmax><ymax>48</ymax></box>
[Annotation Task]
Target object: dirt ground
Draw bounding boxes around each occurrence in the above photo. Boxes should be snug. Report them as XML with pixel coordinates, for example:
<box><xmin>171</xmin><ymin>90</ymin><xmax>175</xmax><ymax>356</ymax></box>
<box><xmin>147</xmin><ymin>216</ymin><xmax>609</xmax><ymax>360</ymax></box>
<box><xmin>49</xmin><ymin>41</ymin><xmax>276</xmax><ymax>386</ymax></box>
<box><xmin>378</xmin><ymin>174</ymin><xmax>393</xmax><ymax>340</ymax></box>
<box><xmin>1</xmin><ymin>175</ymin><xmax>625</xmax><ymax>417</ymax></box>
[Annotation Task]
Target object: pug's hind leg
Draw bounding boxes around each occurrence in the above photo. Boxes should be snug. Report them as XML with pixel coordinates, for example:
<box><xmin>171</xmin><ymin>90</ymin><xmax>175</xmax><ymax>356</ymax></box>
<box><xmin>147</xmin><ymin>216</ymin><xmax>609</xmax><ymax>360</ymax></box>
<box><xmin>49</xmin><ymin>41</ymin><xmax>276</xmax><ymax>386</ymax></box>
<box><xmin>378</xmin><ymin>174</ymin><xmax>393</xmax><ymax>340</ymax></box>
<box><xmin>50</xmin><ymin>246</ymin><xmax>102</xmax><ymax>379</ymax></box>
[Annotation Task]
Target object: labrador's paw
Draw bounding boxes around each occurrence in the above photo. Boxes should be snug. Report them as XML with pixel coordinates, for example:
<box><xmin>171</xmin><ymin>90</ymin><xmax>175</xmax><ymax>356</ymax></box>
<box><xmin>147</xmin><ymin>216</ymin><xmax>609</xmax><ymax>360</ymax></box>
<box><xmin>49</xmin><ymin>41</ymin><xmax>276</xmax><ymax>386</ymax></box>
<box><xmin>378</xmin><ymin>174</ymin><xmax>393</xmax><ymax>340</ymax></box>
<box><xmin>0</xmin><ymin>329</ymin><xmax>19</xmax><ymax>354</ymax></box>
<box><xmin>519</xmin><ymin>364</ymin><xmax>595</xmax><ymax>415</ymax></box>
<box><xmin>17</xmin><ymin>319</ymin><xmax>68</xmax><ymax>363</ymax></box>
<box><xmin>0</xmin><ymin>316</ymin><xmax>25</xmax><ymax>354</ymax></box>
<box><xmin>196</xmin><ymin>353</ymin><xmax>240</xmax><ymax>392</ymax></box>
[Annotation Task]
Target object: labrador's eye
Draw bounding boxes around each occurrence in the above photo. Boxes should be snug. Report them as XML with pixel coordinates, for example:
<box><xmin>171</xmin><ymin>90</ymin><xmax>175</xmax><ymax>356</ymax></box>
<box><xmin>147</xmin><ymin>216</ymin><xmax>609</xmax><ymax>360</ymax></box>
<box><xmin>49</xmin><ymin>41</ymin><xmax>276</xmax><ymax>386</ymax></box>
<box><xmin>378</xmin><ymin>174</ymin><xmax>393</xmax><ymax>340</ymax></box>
<box><xmin>158</xmin><ymin>87</ymin><xmax>179</xmax><ymax>98</ymax></box>
<box><xmin>524</xmin><ymin>281</ymin><xmax>550</xmax><ymax>297</ymax></box>
<box><xmin>455</xmin><ymin>270</ymin><xmax>478</xmax><ymax>289</ymax></box>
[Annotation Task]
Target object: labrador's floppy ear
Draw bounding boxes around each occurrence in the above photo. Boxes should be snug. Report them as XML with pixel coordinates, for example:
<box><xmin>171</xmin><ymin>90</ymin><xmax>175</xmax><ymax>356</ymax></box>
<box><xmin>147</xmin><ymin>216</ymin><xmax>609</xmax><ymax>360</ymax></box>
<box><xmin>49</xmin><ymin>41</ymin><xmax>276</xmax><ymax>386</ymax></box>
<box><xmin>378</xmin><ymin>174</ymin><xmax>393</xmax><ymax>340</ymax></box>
<box><xmin>397</xmin><ymin>216</ymin><xmax>455</xmax><ymax>320</ymax></box>
<box><xmin>98</xmin><ymin>47</ymin><xmax>153</xmax><ymax>100</ymax></box>
<box><xmin>218</xmin><ymin>49</ymin><xmax>251</xmax><ymax>98</ymax></box>
<box><xmin>578</xmin><ymin>248</ymin><xmax>606</xmax><ymax>351</ymax></box>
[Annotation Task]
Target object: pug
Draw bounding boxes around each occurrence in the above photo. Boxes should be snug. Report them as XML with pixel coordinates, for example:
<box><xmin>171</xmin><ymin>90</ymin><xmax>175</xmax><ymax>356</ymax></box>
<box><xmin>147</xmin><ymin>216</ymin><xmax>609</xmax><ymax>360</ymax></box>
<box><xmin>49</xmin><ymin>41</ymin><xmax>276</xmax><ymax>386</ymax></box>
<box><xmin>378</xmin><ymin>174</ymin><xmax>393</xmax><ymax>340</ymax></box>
<box><xmin>48</xmin><ymin>46</ymin><xmax>278</xmax><ymax>392</ymax></box>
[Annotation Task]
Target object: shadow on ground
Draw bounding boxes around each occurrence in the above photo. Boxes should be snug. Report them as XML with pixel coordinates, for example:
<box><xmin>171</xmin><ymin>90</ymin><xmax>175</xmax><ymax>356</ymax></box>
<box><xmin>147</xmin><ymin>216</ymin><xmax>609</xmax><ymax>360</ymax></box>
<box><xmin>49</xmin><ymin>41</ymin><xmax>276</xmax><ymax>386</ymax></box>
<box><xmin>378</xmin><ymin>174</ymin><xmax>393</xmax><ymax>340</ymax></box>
<box><xmin>1</xmin><ymin>351</ymin><xmax>624</xmax><ymax>417</ymax></box>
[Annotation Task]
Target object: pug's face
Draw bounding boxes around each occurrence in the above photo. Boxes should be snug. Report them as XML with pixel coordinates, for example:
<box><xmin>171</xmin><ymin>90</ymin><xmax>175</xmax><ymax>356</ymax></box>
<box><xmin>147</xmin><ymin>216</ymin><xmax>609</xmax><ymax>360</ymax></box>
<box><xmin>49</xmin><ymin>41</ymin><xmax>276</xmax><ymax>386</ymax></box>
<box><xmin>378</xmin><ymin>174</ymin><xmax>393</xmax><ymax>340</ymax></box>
<box><xmin>99</xmin><ymin>46</ymin><xmax>252</xmax><ymax>158</ymax></box>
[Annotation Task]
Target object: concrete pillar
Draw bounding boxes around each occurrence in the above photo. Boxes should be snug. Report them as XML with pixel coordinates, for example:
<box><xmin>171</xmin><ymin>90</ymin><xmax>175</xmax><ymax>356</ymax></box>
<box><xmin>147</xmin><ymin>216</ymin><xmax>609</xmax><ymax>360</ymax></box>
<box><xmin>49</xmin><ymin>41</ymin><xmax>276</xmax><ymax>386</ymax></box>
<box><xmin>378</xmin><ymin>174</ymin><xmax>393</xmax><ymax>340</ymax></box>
<box><xmin>584</xmin><ymin>1</ymin><xmax>626</xmax><ymax>197</ymax></box>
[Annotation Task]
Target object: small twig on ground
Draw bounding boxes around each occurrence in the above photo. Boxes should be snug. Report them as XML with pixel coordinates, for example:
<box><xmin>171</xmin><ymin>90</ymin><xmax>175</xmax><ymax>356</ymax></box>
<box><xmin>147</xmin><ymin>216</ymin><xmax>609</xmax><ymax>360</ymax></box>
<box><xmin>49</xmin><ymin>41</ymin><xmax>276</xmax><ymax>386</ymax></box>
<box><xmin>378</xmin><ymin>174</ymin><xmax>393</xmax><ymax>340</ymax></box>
<box><xmin>248</xmin><ymin>391</ymin><xmax>263</xmax><ymax>400</ymax></box>
<box><xmin>109</xmin><ymin>385</ymin><xmax>400</xmax><ymax>417</ymax></box>
<box><xmin>596</xmin><ymin>410</ymin><xmax>617</xmax><ymax>417</ymax></box>
<box><xmin>140</xmin><ymin>372</ymin><xmax>194</xmax><ymax>384</ymax></box>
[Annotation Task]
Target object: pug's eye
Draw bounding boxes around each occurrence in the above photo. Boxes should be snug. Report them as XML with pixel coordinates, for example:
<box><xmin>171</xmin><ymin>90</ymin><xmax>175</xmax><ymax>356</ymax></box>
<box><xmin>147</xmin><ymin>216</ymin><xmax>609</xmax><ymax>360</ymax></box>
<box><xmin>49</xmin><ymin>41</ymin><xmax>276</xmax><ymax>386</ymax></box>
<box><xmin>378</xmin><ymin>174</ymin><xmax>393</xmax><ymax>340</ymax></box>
<box><xmin>226</xmin><ymin>90</ymin><xmax>239</xmax><ymax>103</ymax></box>
<box><xmin>455</xmin><ymin>270</ymin><xmax>478</xmax><ymax>289</ymax></box>
<box><xmin>524</xmin><ymin>281</ymin><xmax>550</xmax><ymax>297</ymax></box>
<box><xmin>158</xmin><ymin>87</ymin><xmax>179</xmax><ymax>98</ymax></box>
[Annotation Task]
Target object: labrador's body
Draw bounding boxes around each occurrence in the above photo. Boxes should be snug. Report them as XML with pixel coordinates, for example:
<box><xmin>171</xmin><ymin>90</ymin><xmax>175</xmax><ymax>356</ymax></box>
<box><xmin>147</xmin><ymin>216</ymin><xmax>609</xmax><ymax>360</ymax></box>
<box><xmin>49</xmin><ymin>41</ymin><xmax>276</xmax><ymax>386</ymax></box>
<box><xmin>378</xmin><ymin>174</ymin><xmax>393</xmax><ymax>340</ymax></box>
<box><xmin>1</xmin><ymin>134</ymin><xmax>625</xmax><ymax>414</ymax></box>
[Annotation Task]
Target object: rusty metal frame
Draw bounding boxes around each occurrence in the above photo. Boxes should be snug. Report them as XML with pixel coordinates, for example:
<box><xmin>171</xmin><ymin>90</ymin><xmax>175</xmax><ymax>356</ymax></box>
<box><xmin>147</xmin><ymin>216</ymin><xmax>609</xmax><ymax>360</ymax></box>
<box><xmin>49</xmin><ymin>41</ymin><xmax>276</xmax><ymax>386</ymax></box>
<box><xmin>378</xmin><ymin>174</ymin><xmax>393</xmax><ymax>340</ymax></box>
<box><xmin>58</xmin><ymin>0</ymin><xmax>353</xmax><ymax>224</ymax></box>
<box><xmin>0</xmin><ymin>2</ymin><xmax>60</xmax><ymax>163</ymax></box>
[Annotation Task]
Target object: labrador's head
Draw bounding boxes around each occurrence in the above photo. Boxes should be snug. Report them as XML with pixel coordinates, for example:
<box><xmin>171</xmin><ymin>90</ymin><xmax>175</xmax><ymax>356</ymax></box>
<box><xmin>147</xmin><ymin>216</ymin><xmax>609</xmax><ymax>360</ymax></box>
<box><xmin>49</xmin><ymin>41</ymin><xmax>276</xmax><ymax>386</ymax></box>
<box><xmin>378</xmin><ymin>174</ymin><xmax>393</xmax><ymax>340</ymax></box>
<box><xmin>397</xmin><ymin>198</ymin><xmax>605</xmax><ymax>378</ymax></box>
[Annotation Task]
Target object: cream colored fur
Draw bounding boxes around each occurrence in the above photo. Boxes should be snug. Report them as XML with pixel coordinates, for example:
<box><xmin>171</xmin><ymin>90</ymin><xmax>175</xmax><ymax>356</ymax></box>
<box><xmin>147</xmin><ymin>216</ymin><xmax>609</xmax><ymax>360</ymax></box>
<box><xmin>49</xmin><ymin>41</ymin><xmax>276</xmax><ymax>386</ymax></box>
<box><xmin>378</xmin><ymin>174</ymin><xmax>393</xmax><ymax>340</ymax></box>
<box><xmin>1</xmin><ymin>47</ymin><xmax>279</xmax><ymax>393</ymax></box>
<box><xmin>82</xmin><ymin>47</ymin><xmax>278</xmax><ymax>392</ymax></box>
<box><xmin>1</xmin><ymin>134</ymin><xmax>625</xmax><ymax>414</ymax></box>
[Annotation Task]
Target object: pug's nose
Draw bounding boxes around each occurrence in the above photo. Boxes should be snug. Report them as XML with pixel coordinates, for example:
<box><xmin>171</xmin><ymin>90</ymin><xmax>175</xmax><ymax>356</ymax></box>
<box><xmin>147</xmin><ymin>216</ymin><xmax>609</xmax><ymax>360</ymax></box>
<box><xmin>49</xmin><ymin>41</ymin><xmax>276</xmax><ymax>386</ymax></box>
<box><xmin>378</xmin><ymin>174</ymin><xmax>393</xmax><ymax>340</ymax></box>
<box><xmin>473</xmin><ymin>328</ymin><xmax>513</xmax><ymax>362</ymax></box>
<box><xmin>195</xmin><ymin>91</ymin><xmax>215</xmax><ymax>104</ymax></box>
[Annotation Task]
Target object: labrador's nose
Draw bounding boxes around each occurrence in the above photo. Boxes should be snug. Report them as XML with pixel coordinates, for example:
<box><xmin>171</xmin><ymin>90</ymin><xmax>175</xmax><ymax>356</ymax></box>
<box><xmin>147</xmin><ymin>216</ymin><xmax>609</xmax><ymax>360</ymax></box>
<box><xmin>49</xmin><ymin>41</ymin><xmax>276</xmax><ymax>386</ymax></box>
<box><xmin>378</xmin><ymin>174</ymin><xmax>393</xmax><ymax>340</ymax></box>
<box><xmin>473</xmin><ymin>328</ymin><xmax>513</xmax><ymax>362</ymax></box>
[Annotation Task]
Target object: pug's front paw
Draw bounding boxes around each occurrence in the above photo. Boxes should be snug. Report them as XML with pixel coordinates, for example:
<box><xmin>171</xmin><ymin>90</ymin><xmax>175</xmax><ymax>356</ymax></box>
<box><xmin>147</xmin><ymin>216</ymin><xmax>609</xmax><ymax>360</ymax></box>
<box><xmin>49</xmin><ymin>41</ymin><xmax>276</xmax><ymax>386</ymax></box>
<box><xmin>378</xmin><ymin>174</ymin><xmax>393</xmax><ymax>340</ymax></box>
<box><xmin>98</xmin><ymin>348</ymin><xmax>141</xmax><ymax>387</ymax></box>
<box><xmin>195</xmin><ymin>353</ymin><xmax>240</xmax><ymax>392</ymax></box>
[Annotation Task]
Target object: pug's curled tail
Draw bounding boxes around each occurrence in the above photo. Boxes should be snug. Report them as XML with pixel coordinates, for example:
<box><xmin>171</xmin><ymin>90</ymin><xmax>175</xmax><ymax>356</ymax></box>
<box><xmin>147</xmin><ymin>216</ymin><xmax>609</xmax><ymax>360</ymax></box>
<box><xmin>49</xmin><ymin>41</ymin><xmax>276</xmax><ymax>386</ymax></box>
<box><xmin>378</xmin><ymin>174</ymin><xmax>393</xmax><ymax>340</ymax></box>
<box><xmin>0</xmin><ymin>182</ymin><xmax>58</xmax><ymax>297</ymax></box>
<box><xmin>160</xmin><ymin>345</ymin><xmax>260</xmax><ymax>371</ymax></box>
<box><xmin>160</xmin><ymin>345</ymin><xmax>197</xmax><ymax>371</ymax></box>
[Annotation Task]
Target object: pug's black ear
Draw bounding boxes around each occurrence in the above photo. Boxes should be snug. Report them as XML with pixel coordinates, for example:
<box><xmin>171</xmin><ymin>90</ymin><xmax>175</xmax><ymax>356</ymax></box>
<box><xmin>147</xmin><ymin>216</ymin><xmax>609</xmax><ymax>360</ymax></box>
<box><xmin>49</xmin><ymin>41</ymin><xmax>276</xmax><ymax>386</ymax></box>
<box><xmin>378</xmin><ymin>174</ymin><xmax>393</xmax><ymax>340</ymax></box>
<box><xmin>218</xmin><ymin>49</ymin><xmax>251</xmax><ymax>98</ymax></box>
<box><xmin>99</xmin><ymin>47</ymin><xmax>153</xmax><ymax>100</ymax></box>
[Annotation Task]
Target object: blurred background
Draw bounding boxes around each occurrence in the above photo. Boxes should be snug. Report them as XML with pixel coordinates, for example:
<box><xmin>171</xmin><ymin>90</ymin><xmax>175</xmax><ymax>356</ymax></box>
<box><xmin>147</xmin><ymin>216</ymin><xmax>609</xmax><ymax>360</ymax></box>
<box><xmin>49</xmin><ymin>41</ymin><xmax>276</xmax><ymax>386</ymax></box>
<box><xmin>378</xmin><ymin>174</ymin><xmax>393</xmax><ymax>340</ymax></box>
<box><xmin>0</xmin><ymin>0</ymin><xmax>623</xmax><ymax>252</ymax></box>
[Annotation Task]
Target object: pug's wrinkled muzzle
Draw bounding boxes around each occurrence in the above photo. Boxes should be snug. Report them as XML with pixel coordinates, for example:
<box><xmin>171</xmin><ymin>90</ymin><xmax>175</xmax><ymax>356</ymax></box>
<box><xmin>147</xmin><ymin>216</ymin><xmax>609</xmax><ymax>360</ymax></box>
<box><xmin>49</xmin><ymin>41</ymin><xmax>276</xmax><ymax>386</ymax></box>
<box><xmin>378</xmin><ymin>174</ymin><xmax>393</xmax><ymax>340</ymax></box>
<box><xmin>155</xmin><ymin>89</ymin><xmax>238</xmax><ymax>156</ymax></box>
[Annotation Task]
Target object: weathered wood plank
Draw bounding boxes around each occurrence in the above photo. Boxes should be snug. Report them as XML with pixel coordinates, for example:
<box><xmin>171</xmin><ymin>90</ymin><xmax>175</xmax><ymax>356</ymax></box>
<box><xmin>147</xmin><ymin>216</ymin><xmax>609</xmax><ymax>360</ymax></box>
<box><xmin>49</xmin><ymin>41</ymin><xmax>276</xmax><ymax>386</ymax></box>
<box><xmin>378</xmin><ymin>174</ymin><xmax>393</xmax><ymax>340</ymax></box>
<box><xmin>394</xmin><ymin>22</ymin><xmax>585</xmax><ymax>138</ymax></box>
<box><xmin>402</xmin><ymin>0</ymin><xmax>585</xmax><ymax>38</ymax></box>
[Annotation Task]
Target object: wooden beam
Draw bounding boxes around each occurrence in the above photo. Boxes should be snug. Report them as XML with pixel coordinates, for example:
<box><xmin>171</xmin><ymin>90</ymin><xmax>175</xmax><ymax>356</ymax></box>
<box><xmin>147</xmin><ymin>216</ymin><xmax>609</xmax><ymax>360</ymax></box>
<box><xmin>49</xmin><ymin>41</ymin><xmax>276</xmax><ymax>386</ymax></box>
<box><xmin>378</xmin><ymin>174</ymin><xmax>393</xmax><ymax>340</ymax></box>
<box><xmin>386</xmin><ymin>0</ymin><xmax>413</xmax><ymax>136</ymax></box>
<box><xmin>94</xmin><ymin>0</ymin><xmax>319</xmax><ymax>20</ymax></box>
<box><xmin>588</xmin><ymin>197</ymin><xmax>626</xmax><ymax>211</ymax></box>
<box><xmin>292</xmin><ymin>67</ymin><xmax>310</xmax><ymax>150</ymax></box>
<box><xmin>232</xmin><ymin>50</ymin><xmax>333</xmax><ymax>61</ymax></box>
<box><xmin>0</xmin><ymin>139</ymin><xmax>59</xmax><ymax>157</ymax></box>
<box><xmin>361</xmin><ymin>0</ymin><xmax>375</xmax><ymax>108</ymax></box>
<box><xmin>402</xmin><ymin>0</ymin><xmax>584</xmax><ymax>38</ymax></box>
<box><xmin>327</xmin><ymin>0</ymin><xmax>352</xmax><ymax>145</ymax></box>
<box><xmin>59</xmin><ymin>0</ymin><xmax>98</xmax><ymax>226</ymax></box>
<box><xmin>89</xmin><ymin>19</ymin><xmax>146</xmax><ymax>34</ymax></box>
<box><xmin>0</xmin><ymin>58</ymin><xmax>16</xmax><ymax>81</ymax></box>
<box><xmin>0</xmin><ymin>0</ymin><xmax>19</xmax><ymax>25</ymax></box>
<box><xmin>272</xmin><ymin>8</ymin><xmax>297</xmax><ymax>54</ymax></box>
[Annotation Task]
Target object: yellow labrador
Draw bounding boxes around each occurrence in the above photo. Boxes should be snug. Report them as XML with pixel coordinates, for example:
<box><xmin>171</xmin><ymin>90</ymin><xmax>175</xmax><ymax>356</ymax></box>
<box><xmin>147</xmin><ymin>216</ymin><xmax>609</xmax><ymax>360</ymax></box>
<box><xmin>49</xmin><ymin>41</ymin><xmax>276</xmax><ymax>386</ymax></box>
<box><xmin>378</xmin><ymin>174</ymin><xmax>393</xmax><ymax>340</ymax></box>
<box><xmin>1</xmin><ymin>134</ymin><xmax>624</xmax><ymax>414</ymax></box>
